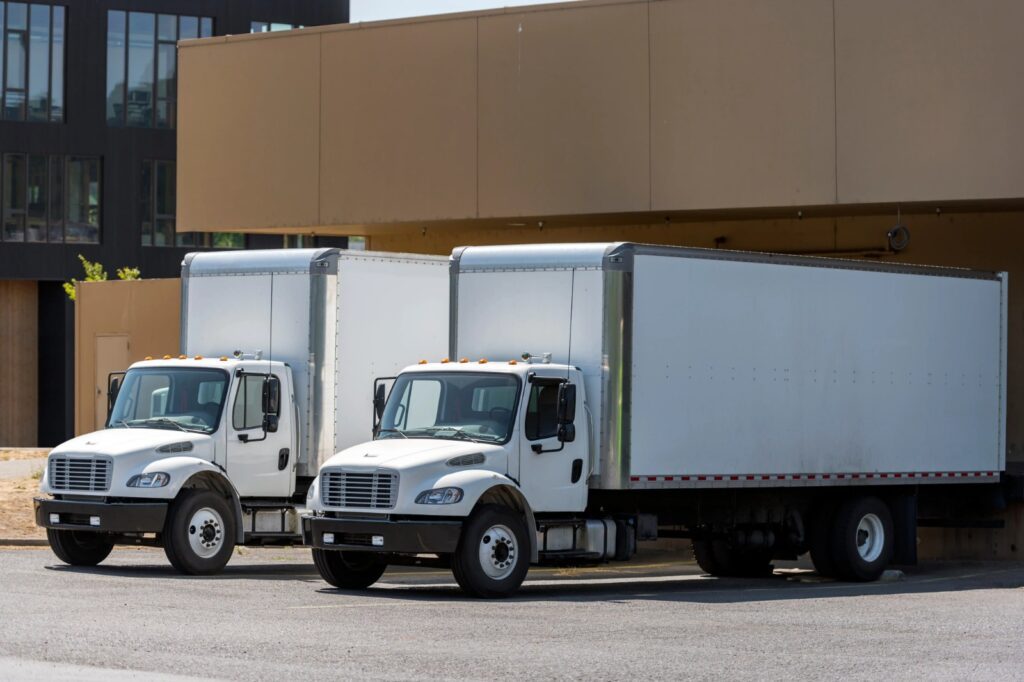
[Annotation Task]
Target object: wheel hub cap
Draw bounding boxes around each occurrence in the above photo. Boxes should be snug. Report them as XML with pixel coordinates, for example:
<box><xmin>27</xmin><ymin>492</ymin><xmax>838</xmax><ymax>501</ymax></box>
<box><xmin>478</xmin><ymin>524</ymin><xmax>517</xmax><ymax>581</ymax></box>
<box><xmin>856</xmin><ymin>513</ymin><xmax>885</xmax><ymax>563</ymax></box>
<box><xmin>187</xmin><ymin>507</ymin><xmax>224</xmax><ymax>559</ymax></box>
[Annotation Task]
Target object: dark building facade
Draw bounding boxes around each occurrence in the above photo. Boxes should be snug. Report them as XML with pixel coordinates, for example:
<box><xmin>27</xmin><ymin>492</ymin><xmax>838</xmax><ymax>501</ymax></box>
<box><xmin>0</xmin><ymin>1</ymin><xmax>349</xmax><ymax>447</ymax></box>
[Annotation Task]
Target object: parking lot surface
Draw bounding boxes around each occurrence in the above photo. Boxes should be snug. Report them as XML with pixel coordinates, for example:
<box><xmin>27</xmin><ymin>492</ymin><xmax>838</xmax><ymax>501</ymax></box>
<box><xmin>1</xmin><ymin>547</ymin><xmax>1022</xmax><ymax>681</ymax></box>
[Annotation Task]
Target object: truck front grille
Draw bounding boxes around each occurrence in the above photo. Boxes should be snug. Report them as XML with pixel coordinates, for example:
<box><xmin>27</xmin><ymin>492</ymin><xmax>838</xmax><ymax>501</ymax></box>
<box><xmin>49</xmin><ymin>456</ymin><xmax>112</xmax><ymax>492</ymax></box>
<box><xmin>321</xmin><ymin>470</ymin><xmax>397</xmax><ymax>509</ymax></box>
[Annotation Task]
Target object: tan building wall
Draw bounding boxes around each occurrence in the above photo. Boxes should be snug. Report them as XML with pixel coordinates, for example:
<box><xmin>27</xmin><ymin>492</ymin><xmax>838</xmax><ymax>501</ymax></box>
<box><xmin>178</xmin><ymin>0</ymin><xmax>1024</xmax><ymax>233</ymax></box>
<box><xmin>74</xmin><ymin>279</ymin><xmax>181</xmax><ymax>436</ymax></box>
<box><xmin>0</xmin><ymin>281</ymin><xmax>38</xmax><ymax>446</ymax></box>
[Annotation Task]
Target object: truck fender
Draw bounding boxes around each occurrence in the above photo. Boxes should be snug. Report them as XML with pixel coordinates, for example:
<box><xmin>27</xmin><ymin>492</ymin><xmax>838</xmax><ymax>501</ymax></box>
<box><xmin>157</xmin><ymin>457</ymin><xmax>245</xmax><ymax>544</ymax></box>
<box><xmin>428</xmin><ymin>469</ymin><xmax>540</xmax><ymax>563</ymax></box>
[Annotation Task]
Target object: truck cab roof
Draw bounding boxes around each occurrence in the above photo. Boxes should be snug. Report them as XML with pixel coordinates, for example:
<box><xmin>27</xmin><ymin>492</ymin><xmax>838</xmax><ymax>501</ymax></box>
<box><xmin>400</xmin><ymin>360</ymin><xmax>575</xmax><ymax>378</ymax></box>
<box><xmin>128</xmin><ymin>357</ymin><xmax>289</xmax><ymax>373</ymax></box>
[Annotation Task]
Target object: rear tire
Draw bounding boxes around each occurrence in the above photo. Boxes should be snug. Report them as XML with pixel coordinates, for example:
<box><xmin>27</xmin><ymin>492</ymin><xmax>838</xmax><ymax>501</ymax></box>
<box><xmin>692</xmin><ymin>538</ymin><xmax>772</xmax><ymax>577</ymax></box>
<box><xmin>809</xmin><ymin>501</ymin><xmax>839</xmax><ymax>578</ymax></box>
<box><xmin>311</xmin><ymin>549</ymin><xmax>387</xmax><ymax>589</ymax></box>
<box><xmin>830</xmin><ymin>496</ymin><xmax>893</xmax><ymax>582</ymax></box>
<box><xmin>452</xmin><ymin>504</ymin><xmax>530</xmax><ymax>598</ymax></box>
<box><xmin>46</xmin><ymin>529</ymin><xmax>114</xmax><ymax>566</ymax></box>
<box><xmin>162</xmin><ymin>489</ymin><xmax>236</xmax><ymax>575</ymax></box>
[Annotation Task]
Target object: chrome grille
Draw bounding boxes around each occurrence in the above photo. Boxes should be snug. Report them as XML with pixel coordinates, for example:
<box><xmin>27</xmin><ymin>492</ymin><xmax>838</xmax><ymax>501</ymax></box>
<box><xmin>48</xmin><ymin>456</ymin><xmax>112</xmax><ymax>492</ymax></box>
<box><xmin>320</xmin><ymin>470</ymin><xmax>397</xmax><ymax>509</ymax></box>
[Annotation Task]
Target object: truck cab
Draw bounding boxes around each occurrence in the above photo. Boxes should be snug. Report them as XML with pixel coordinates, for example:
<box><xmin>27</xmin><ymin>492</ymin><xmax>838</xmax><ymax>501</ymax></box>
<box><xmin>36</xmin><ymin>355</ymin><xmax>299</xmax><ymax>574</ymax></box>
<box><xmin>303</xmin><ymin>357</ymin><xmax>607</xmax><ymax>597</ymax></box>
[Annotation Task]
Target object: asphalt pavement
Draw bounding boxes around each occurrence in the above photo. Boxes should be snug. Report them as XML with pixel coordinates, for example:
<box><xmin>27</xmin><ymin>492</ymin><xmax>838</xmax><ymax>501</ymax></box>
<box><xmin>0</xmin><ymin>546</ymin><xmax>1022</xmax><ymax>681</ymax></box>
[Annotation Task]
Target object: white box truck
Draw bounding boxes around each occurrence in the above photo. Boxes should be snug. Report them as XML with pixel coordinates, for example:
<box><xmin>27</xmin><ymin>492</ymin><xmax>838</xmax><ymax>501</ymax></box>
<box><xmin>35</xmin><ymin>248</ymin><xmax>448</xmax><ymax>574</ymax></box>
<box><xmin>303</xmin><ymin>242</ymin><xmax>1013</xmax><ymax>597</ymax></box>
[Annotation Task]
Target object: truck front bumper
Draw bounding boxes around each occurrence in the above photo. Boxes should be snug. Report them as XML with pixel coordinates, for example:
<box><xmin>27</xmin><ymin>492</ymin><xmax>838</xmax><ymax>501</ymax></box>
<box><xmin>302</xmin><ymin>515</ymin><xmax>462</xmax><ymax>554</ymax></box>
<box><xmin>34</xmin><ymin>497</ymin><xmax>168</xmax><ymax>534</ymax></box>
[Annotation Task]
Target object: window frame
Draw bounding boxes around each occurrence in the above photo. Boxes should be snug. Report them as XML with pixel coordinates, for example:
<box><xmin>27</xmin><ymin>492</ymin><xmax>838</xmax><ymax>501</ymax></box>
<box><xmin>232</xmin><ymin>372</ymin><xmax>279</xmax><ymax>432</ymax></box>
<box><xmin>107</xmin><ymin>9</ymin><xmax>212</xmax><ymax>128</ymax></box>
<box><xmin>524</xmin><ymin>377</ymin><xmax>565</xmax><ymax>442</ymax></box>
<box><xmin>0</xmin><ymin>152</ymin><xmax>98</xmax><ymax>244</ymax></box>
<box><xmin>0</xmin><ymin>2</ymin><xmax>65</xmax><ymax>123</ymax></box>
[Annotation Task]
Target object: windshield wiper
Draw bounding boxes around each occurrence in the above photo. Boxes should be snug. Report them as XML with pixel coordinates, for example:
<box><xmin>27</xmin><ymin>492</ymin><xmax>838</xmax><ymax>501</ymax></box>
<box><xmin>113</xmin><ymin>419</ymin><xmax>135</xmax><ymax>429</ymax></box>
<box><xmin>422</xmin><ymin>426</ymin><xmax>489</xmax><ymax>444</ymax></box>
<box><xmin>144</xmin><ymin>418</ymin><xmax>201</xmax><ymax>433</ymax></box>
<box><xmin>376</xmin><ymin>428</ymin><xmax>408</xmax><ymax>439</ymax></box>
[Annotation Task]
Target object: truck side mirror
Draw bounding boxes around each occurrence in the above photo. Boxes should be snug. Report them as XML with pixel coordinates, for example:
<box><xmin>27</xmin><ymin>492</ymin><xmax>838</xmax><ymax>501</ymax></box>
<box><xmin>107</xmin><ymin>372</ymin><xmax>125</xmax><ymax>419</ymax></box>
<box><xmin>263</xmin><ymin>413</ymin><xmax>279</xmax><ymax>433</ymax></box>
<box><xmin>262</xmin><ymin>376</ymin><xmax>280</xmax><ymax>415</ymax></box>
<box><xmin>556</xmin><ymin>383</ymin><xmax>576</xmax><ymax>424</ymax></box>
<box><xmin>373</xmin><ymin>382</ymin><xmax>387</xmax><ymax>421</ymax></box>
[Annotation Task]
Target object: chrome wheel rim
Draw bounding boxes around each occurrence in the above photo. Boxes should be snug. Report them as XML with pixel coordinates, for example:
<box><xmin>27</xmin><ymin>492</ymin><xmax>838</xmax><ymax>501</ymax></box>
<box><xmin>856</xmin><ymin>513</ymin><xmax>884</xmax><ymax>563</ymax></box>
<box><xmin>478</xmin><ymin>524</ymin><xmax>517</xmax><ymax>580</ymax></box>
<box><xmin>187</xmin><ymin>507</ymin><xmax>224</xmax><ymax>559</ymax></box>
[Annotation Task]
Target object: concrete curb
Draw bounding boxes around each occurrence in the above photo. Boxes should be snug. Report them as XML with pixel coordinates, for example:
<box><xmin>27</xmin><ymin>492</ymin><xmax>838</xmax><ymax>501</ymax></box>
<box><xmin>0</xmin><ymin>539</ymin><xmax>48</xmax><ymax>547</ymax></box>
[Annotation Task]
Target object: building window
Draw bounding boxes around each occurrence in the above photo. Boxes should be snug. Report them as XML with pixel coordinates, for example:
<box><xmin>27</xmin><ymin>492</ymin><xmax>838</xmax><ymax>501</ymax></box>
<box><xmin>1</xmin><ymin>3</ymin><xmax>65</xmax><ymax>122</ymax></box>
<box><xmin>250</xmin><ymin>21</ymin><xmax>303</xmax><ymax>33</ymax></box>
<box><xmin>141</xmin><ymin>159</ymin><xmax>243</xmax><ymax>248</ymax></box>
<box><xmin>107</xmin><ymin>11</ymin><xmax>212</xmax><ymax>128</ymax></box>
<box><xmin>1</xmin><ymin>154</ymin><xmax>100</xmax><ymax>243</ymax></box>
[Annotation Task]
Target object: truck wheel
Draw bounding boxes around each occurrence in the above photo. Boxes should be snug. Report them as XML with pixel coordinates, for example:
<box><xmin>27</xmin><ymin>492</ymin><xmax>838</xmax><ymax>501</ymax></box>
<box><xmin>693</xmin><ymin>538</ymin><xmax>772</xmax><ymax>577</ymax></box>
<box><xmin>692</xmin><ymin>539</ymin><xmax>722</xmax><ymax>575</ymax></box>
<box><xmin>311</xmin><ymin>549</ymin><xmax>387</xmax><ymax>589</ymax></box>
<box><xmin>452</xmin><ymin>504</ymin><xmax>530</xmax><ymax>598</ymax></box>
<box><xmin>808</xmin><ymin>501</ymin><xmax>839</xmax><ymax>578</ymax></box>
<box><xmin>46</xmin><ymin>529</ymin><xmax>114</xmax><ymax>566</ymax></box>
<box><xmin>162</xmin><ymin>489</ymin><xmax>236</xmax><ymax>575</ymax></box>
<box><xmin>829</xmin><ymin>496</ymin><xmax>893</xmax><ymax>582</ymax></box>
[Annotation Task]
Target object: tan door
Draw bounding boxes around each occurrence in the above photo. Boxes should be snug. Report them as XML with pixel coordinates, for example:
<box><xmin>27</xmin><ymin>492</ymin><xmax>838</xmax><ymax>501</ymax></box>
<box><xmin>95</xmin><ymin>335</ymin><xmax>129</xmax><ymax>430</ymax></box>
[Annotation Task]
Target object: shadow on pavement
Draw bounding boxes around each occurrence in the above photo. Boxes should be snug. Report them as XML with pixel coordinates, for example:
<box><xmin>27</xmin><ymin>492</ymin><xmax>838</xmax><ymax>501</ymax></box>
<box><xmin>315</xmin><ymin>562</ymin><xmax>1024</xmax><ymax>605</ymax></box>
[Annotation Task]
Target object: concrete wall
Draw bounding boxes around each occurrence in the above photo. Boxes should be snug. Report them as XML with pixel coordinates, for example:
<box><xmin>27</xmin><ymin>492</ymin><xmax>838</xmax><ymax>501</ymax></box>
<box><xmin>178</xmin><ymin>0</ymin><xmax>1024</xmax><ymax>233</ymax></box>
<box><xmin>74</xmin><ymin>279</ymin><xmax>181</xmax><ymax>436</ymax></box>
<box><xmin>0</xmin><ymin>281</ymin><xmax>37</xmax><ymax>446</ymax></box>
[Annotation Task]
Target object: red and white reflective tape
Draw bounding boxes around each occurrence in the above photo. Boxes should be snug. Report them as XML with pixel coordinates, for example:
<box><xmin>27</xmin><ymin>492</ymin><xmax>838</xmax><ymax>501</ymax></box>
<box><xmin>629</xmin><ymin>471</ymin><xmax>999</xmax><ymax>483</ymax></box>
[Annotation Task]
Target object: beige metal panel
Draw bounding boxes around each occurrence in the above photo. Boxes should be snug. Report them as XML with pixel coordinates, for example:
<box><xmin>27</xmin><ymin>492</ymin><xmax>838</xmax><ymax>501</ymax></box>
<box><xmin>0</xmin><ymin>281</ymin><xmax>38</xmax><ymax>446</ymax></box>
<box><xmin>177</xmin><ymin>35</ymin><xmax>321</xmax><ymax>231</ymax></box>
<box><xmin>319</xmin><ymin>19</ymin><xmax>478</xmax><ymax>224</ymax></box>
<box><xmin>650</xmin><ymin>0</ymin><xmax>836</xmax><ymax>210</ymax></box>
<box><xmin>478</xmin><ymin>3</ymin><xmax>650</xmax><ymax>217</ymax></box>
<box><xmin>836</xmin><ymin>0</ymin><xmax>1024</xmax><ymax>203</ymax></box>
<box><xmin>94</xmin><ymin>336</ymin><xmax>128</xmax><ymax>430</ymax></box>
<box><xmin>75</xmin><ymin>279</ymin><xmax>181</xmax><ymax>435</ymax></box>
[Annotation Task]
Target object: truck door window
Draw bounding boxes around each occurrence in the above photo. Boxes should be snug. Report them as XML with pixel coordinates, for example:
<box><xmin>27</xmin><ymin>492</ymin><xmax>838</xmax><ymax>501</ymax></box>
<box><xmin>525</xmin><ymin>383</ymin><xmax>560</xmax><ymax>441</ymax></box>
<box><xmin>233</xmin><ymin>374</ymin><xmax>268</xmax><ymax>430</ymax></box>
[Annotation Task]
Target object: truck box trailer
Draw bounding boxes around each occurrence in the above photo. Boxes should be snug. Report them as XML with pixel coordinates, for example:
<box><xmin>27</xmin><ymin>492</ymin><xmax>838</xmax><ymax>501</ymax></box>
<box><xmin>303</xmin><ymin>242</ymin><xmax>1011</xmax><ymax>596</ymax></box>
<box><xmin>35</xmin><ymin>248</ymin><xmax>447</xmax><ymax>574</ymax></box>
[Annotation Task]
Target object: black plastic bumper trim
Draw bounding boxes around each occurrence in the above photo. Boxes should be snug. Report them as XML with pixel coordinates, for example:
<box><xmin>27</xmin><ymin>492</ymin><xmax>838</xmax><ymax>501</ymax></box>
<box><xmin>302</xmin><ymin>515</ymin><xmax>462</xmax><ymax>553</ymax></box>
<box><xmin>34</xmin><ymin>497</ymin><xmax>168</xmax><ymax>533</ymax></box>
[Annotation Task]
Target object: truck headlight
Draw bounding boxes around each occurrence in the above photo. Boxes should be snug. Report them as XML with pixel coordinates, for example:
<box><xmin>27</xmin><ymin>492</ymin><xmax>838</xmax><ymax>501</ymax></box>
<box><xmin>415</xmin><ymin>487</ymin><xmax>463</xmax><ymax>505</ymax></box>
<box><xmin>127</xmin><ymin>472</ymin><xmax>170</xmax><ymax>488</ymax></box>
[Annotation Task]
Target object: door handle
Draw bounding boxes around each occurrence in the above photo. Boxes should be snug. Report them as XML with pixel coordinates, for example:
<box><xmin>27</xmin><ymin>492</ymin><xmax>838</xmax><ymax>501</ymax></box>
<box><xmin>278</xmin><ymin>448</ymin><xmax>290</xmax><ymax>471</ymax></box>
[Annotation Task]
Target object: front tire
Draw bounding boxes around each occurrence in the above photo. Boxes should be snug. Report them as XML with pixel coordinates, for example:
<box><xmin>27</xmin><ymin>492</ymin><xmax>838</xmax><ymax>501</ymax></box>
<box><xmin>162</xmin><ymin>489</ymin><xmax>236</xmax><ymax>575</ymax></box>
<box><xmin>46</xmin><ymin>529</ymin><xmax>114</xmax><ymax>566</ymax></box>
<box><xmin>451</xmin><ymin>504</ymin><xmax>530</xmax><ymax>598</ymax></box>
<box><xmin>311</xmin><ymin>549</ymin><xmax>387</xmax><ymax>589</ymax></box>
<box><xmin>830</xmin><ymin>496</ymin><xmax>893</xmax><ymax>582</ymax></box>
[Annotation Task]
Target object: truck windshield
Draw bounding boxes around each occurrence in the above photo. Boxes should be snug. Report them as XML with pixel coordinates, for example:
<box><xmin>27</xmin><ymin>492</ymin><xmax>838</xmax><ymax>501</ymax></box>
<box><xmin>108</xmin><ymin>367</ymin><xmax>229</xmax><ymax>434</ymax></box>
<box><xmin>378</xmin><ymin>372</ymin><xmax>519</xmax><ymax>443</ymax></box>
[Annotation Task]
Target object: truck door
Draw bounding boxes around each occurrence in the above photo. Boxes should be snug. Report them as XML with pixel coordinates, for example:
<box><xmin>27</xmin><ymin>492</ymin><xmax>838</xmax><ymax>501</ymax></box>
<box><xmin>226</xmin><ymin>371</ymin><xmax>294</xmax><ymax>498</ymax></box>
<box><xmin>517</xmin><ymin>372</ymin><xmax>588</xmax><ymax>512</ymax></box>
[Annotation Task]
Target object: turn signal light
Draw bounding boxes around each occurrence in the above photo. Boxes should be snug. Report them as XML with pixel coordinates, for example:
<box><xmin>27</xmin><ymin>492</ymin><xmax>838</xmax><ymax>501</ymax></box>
<box><xmin>440</xmin><ymin>358</ymin><xmax>450</xmax><ymax>363</ymax></box>
<box><xmin>419</xmin><ymin>359</ymin><xmax>428</xmax><ymax>365</ymax></box>
<box><xmin>163</xmin><ymin>355</ymin><xmax>172</xmax><ymax>359</ymax></box>
<box><xmin>478</xmin><ymin>358</ymin><xmax>488</xmax><ymax>364</ymax></box>
<box><xmin>508</xmin><ymin>360</ymin><xmax>517</xmax><ymax>365</ymax></box>
<box><xmin>459</xmin><ymin>358</ymin><xmax>468</xmax><ymax>363</ymax></box>
<box><xmin>194</xmin><ymin>355</ymin><xmax>203</xmax><ymax>360</ymax></box>
<box><xmin>144</xmin><ymin>356</ymin><xmax>153</xmax><ymax>361</ymax></box>
<box><xmin>219</xmin><ymin>356</ymin><xmax>228</xmax><ymax>361</ymax></box>
<box><xmin>178</xmin><ymin>355</ymin><xmax>187</xmax><ymax>359</ymax></box>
